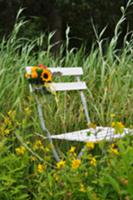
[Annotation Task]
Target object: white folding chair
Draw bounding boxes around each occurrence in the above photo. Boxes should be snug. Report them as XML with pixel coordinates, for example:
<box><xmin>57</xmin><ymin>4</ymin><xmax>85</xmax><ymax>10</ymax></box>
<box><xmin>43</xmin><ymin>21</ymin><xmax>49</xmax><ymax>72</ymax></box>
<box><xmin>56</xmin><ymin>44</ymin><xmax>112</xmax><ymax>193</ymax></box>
<box><xmin>26</xmin><ymin>66</ymin><xmax>132</xmax><ymax>161</ymax></box>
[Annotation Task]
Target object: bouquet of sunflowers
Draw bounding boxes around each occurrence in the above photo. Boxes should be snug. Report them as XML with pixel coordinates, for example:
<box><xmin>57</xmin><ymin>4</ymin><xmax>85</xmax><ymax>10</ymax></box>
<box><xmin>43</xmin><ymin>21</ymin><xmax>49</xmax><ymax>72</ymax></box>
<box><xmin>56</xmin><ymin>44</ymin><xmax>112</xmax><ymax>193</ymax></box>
<box><xmin>25</xmin><ymin>64</ymin><xmax>52</xmax><ymax>84</ymax></box>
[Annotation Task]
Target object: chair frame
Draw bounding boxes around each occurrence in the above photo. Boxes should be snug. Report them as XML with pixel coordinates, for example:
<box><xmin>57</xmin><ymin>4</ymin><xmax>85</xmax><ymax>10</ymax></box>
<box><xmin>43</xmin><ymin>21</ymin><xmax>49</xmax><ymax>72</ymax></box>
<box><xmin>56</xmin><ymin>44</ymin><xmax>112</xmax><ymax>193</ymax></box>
<box><xmin>26</xmin><ymin>66</ymin><xmax>132</xmax><ymax>161</ymax></box>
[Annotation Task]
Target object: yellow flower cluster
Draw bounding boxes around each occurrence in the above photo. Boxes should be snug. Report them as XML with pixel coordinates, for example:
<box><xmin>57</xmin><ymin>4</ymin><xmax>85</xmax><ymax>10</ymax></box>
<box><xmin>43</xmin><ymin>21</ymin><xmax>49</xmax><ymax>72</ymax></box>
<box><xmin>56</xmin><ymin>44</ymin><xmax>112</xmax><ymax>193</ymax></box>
<box><xmin>69</xmin><ymin>146</ymin><xmax>76</xmax><ymax>154</ymax></box>
<box><xmin>33</xmin><ymin>140</ymin><xmax>44</xmax><ymax>150</ymax></box>
<box><xmin>110</xmin><ymin>144</ymin><xmax>119</xmax><ymax>155</ymax></box>
<box><xmin>89</xmin><ymin>157</ymin><xmax>97</xmax><ymax>166</ymax></box>
<box><xmin>71</xmin><ymin>159</ymin><xmax>81</xmax><ymax>169</ymax></box>
<box><xmin>15</xmin><ymin>146</ymin><xmax>26</xmax><ymax>155</ymax></box>
<box><xmin>37</xmin><ymin>163</ymin><xmax>45</xmax><ymax>173</ymax></box>
<box><xmin>85</xmin><ymin>142</ymin><xmax>95</xmax><ymax>150</ymax></box>
<box><xmin>111</xmin><ymin>121</ymin><xmax>125</xmax><ymax>134</ymax></box>
<box><xmin>56</xmin><ymin>160</ymin><xmax>66</xmax><ymax>169</ymax></box>
<box><xmin>1</xmin><ymin>110</ymin><xmax>17</xmax><ymax>136</ymax></box>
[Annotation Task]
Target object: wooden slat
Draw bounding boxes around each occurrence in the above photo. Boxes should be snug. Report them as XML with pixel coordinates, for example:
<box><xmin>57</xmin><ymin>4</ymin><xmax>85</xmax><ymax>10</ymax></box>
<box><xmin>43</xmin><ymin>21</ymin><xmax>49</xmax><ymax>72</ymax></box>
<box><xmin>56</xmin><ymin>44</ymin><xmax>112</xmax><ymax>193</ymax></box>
<box><xmin>26</xmin><ymin>67</ymin><xmax>83</xmax><ymax>76</ymax></box>
<box><xmin>47</xmin><ymin>82</ymin><xmax>87</xmax><ymax>91</ymax></box>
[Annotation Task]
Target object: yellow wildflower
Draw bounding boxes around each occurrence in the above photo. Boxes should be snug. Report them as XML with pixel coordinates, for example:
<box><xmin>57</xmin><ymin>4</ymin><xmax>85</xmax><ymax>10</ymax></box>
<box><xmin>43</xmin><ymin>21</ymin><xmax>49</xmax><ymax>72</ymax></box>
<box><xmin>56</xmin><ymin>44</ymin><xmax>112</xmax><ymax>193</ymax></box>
<box><xmin>15</xmin><ymin>146</ymin><xmax>26</xmax><ymax>155</ymax></box>
<box><xmin>71</xmin><ymin>159</ymin><xmax>81</xmax><ymax>169</ymax></box>
<box><xmin>79</xmin><ymin>183</ymin><xmax>86</xmax><ymax>192</ymax></box>
<box><xmin>111</xmin><ymin>121</ymin><xmax>125</xmax><ymax>134</ymax></box>
<box><xmin>33</xmin><ymin>140</ymin><xmax>43</xmax><ymax>150</ymax></box>
<box><xmin>85</xmin><ymin>142</ymin><xmax>95</xmax><ymax>150</ymax></box>
<box><xmin>56</xmin><ymin>160</ymin><xmax>66</xmax><ymax>169</ymax></box>
<box><xmin>111</xmin><ymin>121</ymin><xmax>124</xmax><ymax>129</ymax></box>
<box><xmin>37</xmin><ymin>163</ymin><xmax>44</xmax><ymax>173</ymax></box>
<box><xmin>69</xmin><ymin>146</ymin><xmax>76</xmax><ymax>154</ymax></box>
<box><xmin>110</xmin><ymin>144</ymin><xmax>119</xmax><ymax>155</ymax></box>
<box><xmin>89</xmin><ymin>157</ymin><xmax>97</xmax><ymax>166</ymax></box>
<box><xmin>111</xmin><ymin>148</ymin><xmax>119</xmax><ymax>155</ymax></box>
<box><xmin>117</xmin><ymin>122</ymin><xmax>124</xmax><ymax>129</ymax></box>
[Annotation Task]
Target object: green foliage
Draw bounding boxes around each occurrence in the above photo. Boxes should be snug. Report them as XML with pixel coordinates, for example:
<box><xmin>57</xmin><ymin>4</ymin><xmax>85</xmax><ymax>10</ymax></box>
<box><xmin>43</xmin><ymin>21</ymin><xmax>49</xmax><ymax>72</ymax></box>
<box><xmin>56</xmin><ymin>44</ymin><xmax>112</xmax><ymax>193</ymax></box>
<box><xmin>1</xmin><ymin>131</ymin><xmax>133</xmax><ymax>199</ymax></box>
<box><xmin>1</xmin><ymin>1</ymin><xmax>133</xmax><ymax>199</ymax></box>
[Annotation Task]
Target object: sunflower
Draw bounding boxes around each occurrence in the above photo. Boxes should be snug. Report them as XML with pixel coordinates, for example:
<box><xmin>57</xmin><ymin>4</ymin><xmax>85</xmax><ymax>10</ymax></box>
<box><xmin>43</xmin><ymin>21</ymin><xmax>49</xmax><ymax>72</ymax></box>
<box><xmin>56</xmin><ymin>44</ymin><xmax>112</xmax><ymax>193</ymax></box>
<box><xmin>41</xmin><ymin>69</ymin><xmax>52</xmax><ymax>82</ymax></box>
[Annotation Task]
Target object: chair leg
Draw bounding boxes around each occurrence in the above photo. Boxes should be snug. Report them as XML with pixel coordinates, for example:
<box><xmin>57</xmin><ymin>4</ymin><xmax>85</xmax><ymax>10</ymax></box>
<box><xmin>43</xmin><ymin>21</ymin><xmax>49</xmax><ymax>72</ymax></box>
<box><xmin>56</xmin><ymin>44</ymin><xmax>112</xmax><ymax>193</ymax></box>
<box><xmin>34</xmin><ymin>93</ymin><xmax>60</xmax><ymax>162</ymax></box>
<box><xmin>76</xmin><ymin>76</ymin><xmax>91</xmax><ymax>158</ymax></box>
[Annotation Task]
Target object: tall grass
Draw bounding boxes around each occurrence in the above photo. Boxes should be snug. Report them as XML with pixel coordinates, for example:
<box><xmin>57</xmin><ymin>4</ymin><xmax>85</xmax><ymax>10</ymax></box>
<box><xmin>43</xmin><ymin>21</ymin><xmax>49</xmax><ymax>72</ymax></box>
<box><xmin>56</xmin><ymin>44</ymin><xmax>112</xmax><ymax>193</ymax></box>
<box><xmin>1</xmin><ymin>1</ymin><xmax>133</xmax><ymax>137</ymax></box>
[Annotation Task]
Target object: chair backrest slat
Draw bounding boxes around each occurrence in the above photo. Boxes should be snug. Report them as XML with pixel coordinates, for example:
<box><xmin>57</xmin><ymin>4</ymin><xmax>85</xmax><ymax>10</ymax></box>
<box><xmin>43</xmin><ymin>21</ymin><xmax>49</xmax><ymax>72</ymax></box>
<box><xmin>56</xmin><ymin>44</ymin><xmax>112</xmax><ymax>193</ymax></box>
<box><xmin>49</xmin><ymin>67</ymin><xmax>83</xmax><ymax>76</ymax></box>
<box><xmin>47</xmin><ymin>82</ymin><xmax>87</xmax><ymax>91</ymax></box>
<box><xmin>26</xmin><ymin>67</ymin><xmax>83</xmax><ymax>76</ymax></box>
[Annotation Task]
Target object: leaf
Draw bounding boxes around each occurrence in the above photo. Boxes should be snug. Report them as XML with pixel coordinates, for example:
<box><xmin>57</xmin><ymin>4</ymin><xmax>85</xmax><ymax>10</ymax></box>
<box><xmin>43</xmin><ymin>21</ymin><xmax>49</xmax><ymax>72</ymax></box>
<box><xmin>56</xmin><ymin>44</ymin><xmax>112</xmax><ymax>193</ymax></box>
<box><xmin>104</xmin><ymin>174</ymin><xmax>121</xmax><ymax>194</ymax></box>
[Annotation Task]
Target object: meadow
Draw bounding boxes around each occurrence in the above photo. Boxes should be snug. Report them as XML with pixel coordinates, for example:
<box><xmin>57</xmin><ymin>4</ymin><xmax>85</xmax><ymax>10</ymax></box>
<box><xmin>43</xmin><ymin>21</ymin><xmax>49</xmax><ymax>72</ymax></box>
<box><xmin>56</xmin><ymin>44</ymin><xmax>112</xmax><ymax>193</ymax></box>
<box><xmin>1</xmin><ymin>3</ymin><xmax>133</xmax><ymax>199</ymax></box>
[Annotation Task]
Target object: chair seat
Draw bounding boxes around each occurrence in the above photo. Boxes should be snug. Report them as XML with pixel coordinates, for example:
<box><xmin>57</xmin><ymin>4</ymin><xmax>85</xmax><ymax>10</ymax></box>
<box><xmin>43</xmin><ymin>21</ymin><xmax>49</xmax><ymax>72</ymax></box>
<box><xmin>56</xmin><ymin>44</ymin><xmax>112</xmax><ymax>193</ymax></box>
<box><xmin>50</xmin><ymin>126</ymin><xmax>132</xmax><ymax>142</ymax></box>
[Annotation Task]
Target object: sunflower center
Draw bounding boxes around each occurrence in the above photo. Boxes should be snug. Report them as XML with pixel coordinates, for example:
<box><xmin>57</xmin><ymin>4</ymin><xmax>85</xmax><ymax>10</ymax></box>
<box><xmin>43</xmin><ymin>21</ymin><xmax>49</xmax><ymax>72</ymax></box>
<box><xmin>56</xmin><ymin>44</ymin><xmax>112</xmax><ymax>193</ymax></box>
<box><xmin>43</xmin><ymin>73</ymin><xmax>48</xmax><ymax>79</ymax></box>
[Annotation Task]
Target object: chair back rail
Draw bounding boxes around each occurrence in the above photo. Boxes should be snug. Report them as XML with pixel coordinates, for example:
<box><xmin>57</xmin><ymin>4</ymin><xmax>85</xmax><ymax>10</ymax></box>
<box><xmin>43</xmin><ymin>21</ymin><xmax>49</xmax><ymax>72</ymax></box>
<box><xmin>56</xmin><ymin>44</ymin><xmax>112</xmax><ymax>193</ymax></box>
<box><xmin>26</xmin><ymin>67</ymin><xmax>83</xmax><ymax>76</ymax></box>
